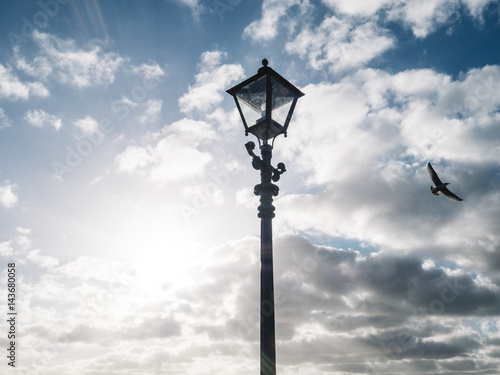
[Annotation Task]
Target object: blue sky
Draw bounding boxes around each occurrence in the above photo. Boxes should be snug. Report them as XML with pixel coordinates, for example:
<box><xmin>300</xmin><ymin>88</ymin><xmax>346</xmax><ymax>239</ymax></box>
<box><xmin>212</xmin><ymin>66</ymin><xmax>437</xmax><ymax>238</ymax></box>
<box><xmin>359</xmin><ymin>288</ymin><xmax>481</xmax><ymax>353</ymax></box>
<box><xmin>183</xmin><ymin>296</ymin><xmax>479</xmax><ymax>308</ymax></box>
<box><xmin>1</xmin><ymin>0</ymin><xmax>500</xmax><ymax>374</ymax></box>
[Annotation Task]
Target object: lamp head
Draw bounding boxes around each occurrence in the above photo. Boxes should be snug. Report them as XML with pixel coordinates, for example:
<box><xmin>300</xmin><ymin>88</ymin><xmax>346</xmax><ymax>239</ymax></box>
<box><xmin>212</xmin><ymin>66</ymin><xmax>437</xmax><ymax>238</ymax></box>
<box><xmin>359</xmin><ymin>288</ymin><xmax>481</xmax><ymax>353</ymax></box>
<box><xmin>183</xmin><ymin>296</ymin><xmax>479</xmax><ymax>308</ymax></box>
<box><xmin>227</xmin><ymin>59</ymin><xmax>304</xmax><ymax>145</ymax></box>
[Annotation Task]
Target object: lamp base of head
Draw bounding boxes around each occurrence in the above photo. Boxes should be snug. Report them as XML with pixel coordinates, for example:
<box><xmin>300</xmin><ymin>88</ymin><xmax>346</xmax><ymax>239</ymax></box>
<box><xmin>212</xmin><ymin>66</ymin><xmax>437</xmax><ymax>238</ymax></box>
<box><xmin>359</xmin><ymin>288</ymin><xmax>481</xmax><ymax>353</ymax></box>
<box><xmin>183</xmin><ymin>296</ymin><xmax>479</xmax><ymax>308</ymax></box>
<box><xmin>247</xmin><ymin>119</ymin><xmax>285</xmax><ymax>144</ymax></box>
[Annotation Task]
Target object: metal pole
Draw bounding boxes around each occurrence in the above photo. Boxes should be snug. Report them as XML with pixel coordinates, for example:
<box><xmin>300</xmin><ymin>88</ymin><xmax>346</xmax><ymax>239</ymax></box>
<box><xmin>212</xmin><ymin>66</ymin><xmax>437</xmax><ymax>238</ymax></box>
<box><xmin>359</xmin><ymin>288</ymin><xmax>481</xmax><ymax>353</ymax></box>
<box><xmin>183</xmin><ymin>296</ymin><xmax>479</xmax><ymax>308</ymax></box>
<box><xmin>256</xmin><ymin>144</ymin><xmax>277</xmax><ymax>375</ymax></box>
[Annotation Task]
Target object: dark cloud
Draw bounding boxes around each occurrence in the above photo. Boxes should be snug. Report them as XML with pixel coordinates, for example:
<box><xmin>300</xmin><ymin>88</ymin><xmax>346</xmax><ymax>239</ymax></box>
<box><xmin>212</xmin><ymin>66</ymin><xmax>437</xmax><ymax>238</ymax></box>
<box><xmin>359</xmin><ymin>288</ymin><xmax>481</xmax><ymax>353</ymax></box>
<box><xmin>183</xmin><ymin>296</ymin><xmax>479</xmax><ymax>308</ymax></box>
<box><xmin>168</xmin><ymin>233</ymin><xmax>500</xmax><ymax>371</ymax></box>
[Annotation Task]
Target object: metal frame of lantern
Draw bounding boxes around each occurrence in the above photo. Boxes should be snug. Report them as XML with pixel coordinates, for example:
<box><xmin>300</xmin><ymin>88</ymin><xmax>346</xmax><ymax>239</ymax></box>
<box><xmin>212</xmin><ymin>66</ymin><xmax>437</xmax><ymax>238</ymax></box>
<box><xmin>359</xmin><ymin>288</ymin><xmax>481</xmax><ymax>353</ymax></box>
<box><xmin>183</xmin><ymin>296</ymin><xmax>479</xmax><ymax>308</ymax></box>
<box><xmin>226</xmin><ymin>59</ymin><xmax>304</xmax><ymax>147</ymax></box>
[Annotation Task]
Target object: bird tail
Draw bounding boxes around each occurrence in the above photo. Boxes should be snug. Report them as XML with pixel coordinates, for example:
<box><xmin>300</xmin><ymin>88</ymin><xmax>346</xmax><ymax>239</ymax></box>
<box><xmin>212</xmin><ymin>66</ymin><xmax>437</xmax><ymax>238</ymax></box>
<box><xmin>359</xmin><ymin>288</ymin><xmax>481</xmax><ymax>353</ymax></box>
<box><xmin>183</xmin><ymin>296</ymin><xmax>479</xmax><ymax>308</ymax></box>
<box><xmin>430</xmin><ymin>186</ymin><xmax>439</xmax><ymax>196</ymax></box>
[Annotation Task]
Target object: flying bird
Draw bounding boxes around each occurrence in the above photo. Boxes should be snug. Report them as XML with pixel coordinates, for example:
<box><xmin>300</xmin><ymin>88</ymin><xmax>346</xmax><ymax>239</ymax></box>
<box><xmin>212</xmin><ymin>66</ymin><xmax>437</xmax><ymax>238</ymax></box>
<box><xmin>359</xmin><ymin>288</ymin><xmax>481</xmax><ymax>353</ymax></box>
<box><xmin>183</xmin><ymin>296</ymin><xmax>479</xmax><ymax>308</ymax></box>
<box><xmin>427</xmin><ymin>162</ymin><xmax>463</xmax><ymax>201</ymax></box>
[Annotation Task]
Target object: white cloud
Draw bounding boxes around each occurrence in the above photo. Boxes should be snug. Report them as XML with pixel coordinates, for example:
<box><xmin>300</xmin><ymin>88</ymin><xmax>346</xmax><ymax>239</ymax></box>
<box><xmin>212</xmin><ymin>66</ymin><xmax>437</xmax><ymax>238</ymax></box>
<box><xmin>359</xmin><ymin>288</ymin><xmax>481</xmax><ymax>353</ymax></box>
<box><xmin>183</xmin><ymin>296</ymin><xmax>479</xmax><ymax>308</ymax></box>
<box><xmin>130</xmin><ymin>61</ymin><xmax>166</xmax><ymax>83</ymax></box>
<box><xmin>386</xmin><ymin>0</ymin><xmax>459</xmax><ymax>38</ymax></box>
<box><xmin>321</xmin><ymin>0</ymin><xmax>394</xmax><ymax>16</ymax></box>
<box><xmin>178</xmin><ymin>51</ymin><xmax>245</xmax><ymax>114</ymax></box>
<box><xmin>140</xmin><ymin>99</ymin><xmax>162</xmax><ymax>124</ymax></box>
<box><xmin>16</xmin><ymin>31</ymin><xmax>125</xmax><ymax>88</ymax></box>
<box><xmin>27</xmin><ymin>81</ymin><xmax>49</xmax><ymax>97</ymax></box>
<box><xmin>0</xmin><ymin>108</ymin><xmax>12</xmax><ymax>129</ymax></box>
<box><xmin>115</xmin><ymin>145</ymin><xmax>152</xmax><ymax>172</ymax></box>
<box><xmin>175</xmin><ymin>0</ymin><xmax>200</xmax><ymax>6</ymax></box>
<box><xmin>247</xmin><ymin>0</ymin><xmax>500</xmax><ymax>77</ymax></box>
<box><xmin>116</xmin><ymin>118</ymin><xmax>216</xmax><ymax>183</ymax></box>
<box><xmin>114</xmin><ymin>96</ymin><xmax>139</xmax><ymax>109</ymax></box>
<box><xmin>171</xmin><ymin>0</ymin><xmax>205</xmax><ymax>19</ymax></box>
<box><xmin>0</xmin><ymin>241</ymin><xmax>13</xmax><ymax>256</ymax></box>
<box><xmin>462</xmin><ymin>0</ymin><xmax>496</xmax><ymax>18</ymax></box>
<box><xmin>15</xmin><ymin>235</ymin><xmax>31</xmax><ymax>249</ymax></box>
<box><xmin>0</xmin><ymin>63</ymin><xmax>49</xmax><ymax>101</ymax></box>
<box><xmin>397</xmin><ymin>66</ymin><xmax>500</xmax><ymax>163</ymax></box>
<box><xmin>286</xmin><ymin>16</ymin><xmax>394</xmax><ymax>74</ymax></box>
<box><xmin>322</xmin><ymin>0</ymin><xmax>499</xmax><ymax>37</ymax></box>
<box><xmin>0</xmin><ymin>63</ymin><xmax>30</xmax><ymax>100</ymax></box>
<box><xmin>74</xmin><ymin>115</ymin><xmax>99</xmax><ymax>135</ymax></box>
<box><xmin>243</xmin><ymin>0</ymin><xmax>301</xmax><ymax>42</ymax></box>
<box><xmin>16</xmin><ymin>227</ymin><xmax>31</xmax><ymax>234</ymax></box>
<box><xmin>27</xmin><ymin>249</ymin><xmax>59</xmax><ymax>268</ymax></box>
<box><xmin>272</xmin><ymin>64</ymin><xmax>500</xmax><ymax>264</ymax></box>
<box><xmin>57</xmin><ymin>257</ymin><xmax>127</xmax><ymax>282</ymax></box>
<box><xmin>0</xmin><ymin>182</ymin><xmax>18</xmax><ymax>209</ymax></box>
<box><xmin>14</xmin><ymin>46</ymin><xmax>53</xmax><ymax>79</ymax></box>
<box><xmin>24</xmin><ymin>109</ymin><xmax>62</xmax><ymax>130</ymax></box>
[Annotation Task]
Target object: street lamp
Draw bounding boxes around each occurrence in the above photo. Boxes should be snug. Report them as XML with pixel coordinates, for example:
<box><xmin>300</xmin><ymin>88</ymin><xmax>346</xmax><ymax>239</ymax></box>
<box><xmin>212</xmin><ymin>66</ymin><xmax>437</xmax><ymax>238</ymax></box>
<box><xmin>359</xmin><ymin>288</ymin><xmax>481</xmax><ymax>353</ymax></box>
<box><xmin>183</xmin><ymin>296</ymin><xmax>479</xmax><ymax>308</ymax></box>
<box><xmin>227</xmin><ymin>59</ymin><xmax>304</xmax><ymax>375</ymax></box>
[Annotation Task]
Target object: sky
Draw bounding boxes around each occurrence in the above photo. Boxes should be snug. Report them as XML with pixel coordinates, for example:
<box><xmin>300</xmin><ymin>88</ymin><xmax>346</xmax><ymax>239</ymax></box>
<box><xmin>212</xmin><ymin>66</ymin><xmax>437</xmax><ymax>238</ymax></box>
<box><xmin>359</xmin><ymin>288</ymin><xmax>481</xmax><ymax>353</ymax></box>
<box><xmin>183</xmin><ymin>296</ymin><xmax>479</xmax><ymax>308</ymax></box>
<box><xmin>0</xmin><ymin>0</ymin><xmax>500</xmax><ymax>374</ymax></box>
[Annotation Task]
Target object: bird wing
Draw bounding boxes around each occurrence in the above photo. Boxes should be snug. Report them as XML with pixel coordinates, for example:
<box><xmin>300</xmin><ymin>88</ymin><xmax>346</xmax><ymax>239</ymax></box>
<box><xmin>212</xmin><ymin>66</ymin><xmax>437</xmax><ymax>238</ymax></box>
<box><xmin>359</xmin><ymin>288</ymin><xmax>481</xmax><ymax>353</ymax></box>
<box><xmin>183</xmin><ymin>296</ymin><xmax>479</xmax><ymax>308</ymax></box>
<box><xmin>427</xmin><ymin>162</ymin><xmax>442</xmax><ymax>185</ymax></box>
<box><xmin>441</xmin><ymin>187</ymin><xmax>463</xmax><ymax>201</ymax></box>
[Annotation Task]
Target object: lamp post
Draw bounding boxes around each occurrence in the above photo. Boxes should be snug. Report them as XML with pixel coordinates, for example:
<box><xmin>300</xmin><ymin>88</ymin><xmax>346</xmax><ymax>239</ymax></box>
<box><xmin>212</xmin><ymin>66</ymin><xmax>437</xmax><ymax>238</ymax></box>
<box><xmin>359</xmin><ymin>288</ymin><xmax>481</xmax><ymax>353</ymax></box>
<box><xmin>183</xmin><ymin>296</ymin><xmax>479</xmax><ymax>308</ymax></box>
<box><xmin>227</xmin><ymin>59</ymin><xmax>304</xmax><ymax>375</ymax></box>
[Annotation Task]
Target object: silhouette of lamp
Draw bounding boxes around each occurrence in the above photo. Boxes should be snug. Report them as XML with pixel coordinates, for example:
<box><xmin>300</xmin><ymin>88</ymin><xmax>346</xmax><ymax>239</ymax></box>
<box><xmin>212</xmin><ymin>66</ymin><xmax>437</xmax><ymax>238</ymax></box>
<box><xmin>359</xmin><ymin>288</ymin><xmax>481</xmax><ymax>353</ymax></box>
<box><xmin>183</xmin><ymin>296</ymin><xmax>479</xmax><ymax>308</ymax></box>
<box><xmin>226</xmin><ymin>59</ymin><xmax>304</xmax><ymax>375</ymax></box>
<box><xmin>226</xmin><ymin>58</ymin><xmax>304</xmax><ymax>146</ymax></box>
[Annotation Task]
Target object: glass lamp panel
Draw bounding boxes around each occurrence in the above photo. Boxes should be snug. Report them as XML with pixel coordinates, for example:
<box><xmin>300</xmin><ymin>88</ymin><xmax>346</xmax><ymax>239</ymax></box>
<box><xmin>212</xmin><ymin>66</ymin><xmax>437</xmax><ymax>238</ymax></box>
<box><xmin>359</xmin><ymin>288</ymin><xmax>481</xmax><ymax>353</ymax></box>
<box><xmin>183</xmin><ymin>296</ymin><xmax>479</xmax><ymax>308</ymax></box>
<box><xmin>269</xmin><ymin>76</ymin><xmax>296</xmax><ymax>126</ymax></box>
<box><xmin>271</xmin><ymin>100</ymin><xmax>293</xmax><ymax>126</ymax></box>
<box><xmin>238</xmin><ymin>98</ymin><xmax>263</xmax><ymax>127</ymax></box>
<box><xmin>231</xmin><ymin>71</ymin><xmax>301</xmax><ymax>141</ymax></box>
<box><xmin>235</xmin><ymin>75</ymin><xmax>267</xmax><ymax>123</ymax></box>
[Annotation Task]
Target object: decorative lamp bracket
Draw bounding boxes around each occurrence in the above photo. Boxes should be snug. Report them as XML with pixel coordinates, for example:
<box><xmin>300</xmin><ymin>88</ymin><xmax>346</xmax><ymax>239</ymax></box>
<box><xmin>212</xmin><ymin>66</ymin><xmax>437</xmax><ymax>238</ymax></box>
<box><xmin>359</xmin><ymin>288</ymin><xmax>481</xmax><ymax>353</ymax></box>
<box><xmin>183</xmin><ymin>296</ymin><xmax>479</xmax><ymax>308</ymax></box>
<box><xmin>245</xmin><ymin>141</ymin><xmax>286</xmax><ymax>185</ymax></box>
